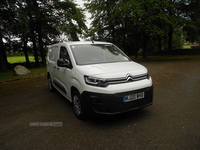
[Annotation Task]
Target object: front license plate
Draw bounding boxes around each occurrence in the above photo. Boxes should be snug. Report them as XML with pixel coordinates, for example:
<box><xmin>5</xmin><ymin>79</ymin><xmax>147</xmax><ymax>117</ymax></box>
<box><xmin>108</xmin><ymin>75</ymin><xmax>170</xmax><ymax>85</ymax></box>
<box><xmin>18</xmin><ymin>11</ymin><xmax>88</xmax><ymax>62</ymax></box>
<box><xmin>123</xmin><ymin>92</ymin><xmax>145</xmax><ymax>102</ymax></box>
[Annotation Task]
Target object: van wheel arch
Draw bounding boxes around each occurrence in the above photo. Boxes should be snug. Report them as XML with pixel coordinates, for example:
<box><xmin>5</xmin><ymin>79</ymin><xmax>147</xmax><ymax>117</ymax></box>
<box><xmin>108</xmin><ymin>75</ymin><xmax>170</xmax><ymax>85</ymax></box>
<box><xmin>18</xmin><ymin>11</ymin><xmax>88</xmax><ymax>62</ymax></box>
<box><xmin>71</xmin><ymin>87</ymin><xmax>86</xmax><ymax>120</ymax></box>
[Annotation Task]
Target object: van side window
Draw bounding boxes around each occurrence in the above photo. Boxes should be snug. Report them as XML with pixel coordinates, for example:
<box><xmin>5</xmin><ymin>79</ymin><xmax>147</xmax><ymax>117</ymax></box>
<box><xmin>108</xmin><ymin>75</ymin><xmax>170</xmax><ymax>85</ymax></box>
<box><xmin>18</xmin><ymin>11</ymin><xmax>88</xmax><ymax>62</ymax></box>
<box><xmin>49</xmin><ymin>46</ymin><xmax>58</xmax><ymax>62</ymax></box>
<box><xmin>60</xmin><ymin>46</ymin><xmax>69</xmax><ymax>60</ymax></box>
<box><xmin>60</xmin><ymin>46</ymin><xmax>72</xmax><ymax>68</ymax></box>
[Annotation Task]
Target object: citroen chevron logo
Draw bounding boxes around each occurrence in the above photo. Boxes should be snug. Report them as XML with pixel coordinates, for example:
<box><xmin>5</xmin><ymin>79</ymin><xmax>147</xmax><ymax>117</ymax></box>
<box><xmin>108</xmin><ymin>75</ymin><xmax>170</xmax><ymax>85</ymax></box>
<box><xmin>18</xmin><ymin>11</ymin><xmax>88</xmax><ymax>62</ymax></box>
<box><xmin>126</xmin><ymin>73</ymin><xmax>135</xmax><ymax>81</ymax></box>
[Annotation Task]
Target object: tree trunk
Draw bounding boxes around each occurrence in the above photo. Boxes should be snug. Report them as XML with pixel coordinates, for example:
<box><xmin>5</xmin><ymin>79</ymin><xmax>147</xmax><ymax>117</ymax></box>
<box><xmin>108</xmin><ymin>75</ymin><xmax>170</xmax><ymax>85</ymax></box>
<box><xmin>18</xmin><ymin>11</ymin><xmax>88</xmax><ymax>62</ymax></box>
<box><xmin>134</xmin><ymin>47</ymin><xmax>138</xmax><ymax>58</ymax></box>
<box><xmin>22</xmin><ymin>37</ymin><xmax>30</xmax><ymax>67</ymax></box>
<box><xmin>142</xmin><ymin>34</ymin><xmax>149</xmax><ymax>58</ymax></box>
<box><xmin>158</xmin><ymin>36</ymin><xmax>162</xmax><ymax>52</ymax></box>
<box><xmin>122</xmin><ymin>20</ymin><xmax>127</xmax><ymax>54</ymax></box>
<box><xmin>27</xmin><ymin>0</ymin><xmax>40</xmax><ymax>67</ymax></box>
<box><xmin>168</xmin><ymin>27</ymin><xmax>173</xmax><ymax>51</ymax></box>
<box><xmin>111</xmin><ymin>25</ymin><xmax>115</xmax><ymax>44</ymax></box>
<box><xmin>0</xmin><ymin>35</ymin><xmax>8</xmax><ymax>72</ymax></box>
<box><xmin>37</xmin><ymin>26</ymin><xmax>46</xmax><ymax>67</ymax></box>
<box><xmin>134</xmin><ymin>34</ymin><xmax>140</xmax><ymax>58</ymax></box>
<box><xmin>30</xmin><ymin>25</ymin><xmax>40</xmax><ymax>67</ymax></box>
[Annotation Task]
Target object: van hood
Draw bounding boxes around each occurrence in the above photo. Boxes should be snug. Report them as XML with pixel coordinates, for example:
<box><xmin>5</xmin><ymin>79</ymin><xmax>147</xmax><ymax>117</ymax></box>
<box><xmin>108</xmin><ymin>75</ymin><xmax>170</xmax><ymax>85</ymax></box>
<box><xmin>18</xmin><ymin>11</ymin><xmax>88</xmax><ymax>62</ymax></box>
<box><xmin>76</xmin><ymin>61</ymin><xmax>147</xmax><ymax>78</ymax></box>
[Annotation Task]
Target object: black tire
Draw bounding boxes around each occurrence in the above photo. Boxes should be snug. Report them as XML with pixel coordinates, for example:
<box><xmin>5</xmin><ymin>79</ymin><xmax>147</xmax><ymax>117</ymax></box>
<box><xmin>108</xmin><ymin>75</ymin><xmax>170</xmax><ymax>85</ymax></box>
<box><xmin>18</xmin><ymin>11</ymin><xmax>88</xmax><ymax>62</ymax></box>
<box><xmin>72</xmin><ymin>91</ymin><xmax>86</xmax><ymax>120</ymax></box>
<box><xmin>48</xmin><ymin>75</ymin><xmax>55</xmax><ymax>92</ymax></box>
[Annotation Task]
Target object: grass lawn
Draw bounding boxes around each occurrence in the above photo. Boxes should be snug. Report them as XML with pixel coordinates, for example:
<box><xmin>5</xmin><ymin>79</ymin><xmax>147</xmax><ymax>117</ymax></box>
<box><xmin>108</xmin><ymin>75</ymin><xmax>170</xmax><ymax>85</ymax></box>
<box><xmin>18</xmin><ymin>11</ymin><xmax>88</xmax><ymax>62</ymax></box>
<box><xmin>183</xmin><ymin>44</ymin><xmax>192</xmax><ymax>49</ymax></box>
<box><xmin>0</xmin><ymin>67</ymin><xmax>47</xmax><ymax>82</ymax></box>
<box><xmin>0</xmin><ymin>56</ymin><xmax>46</xmax><ymax>82</ymax></box>
<box><xmin>7</xmin><ymin>56</ymin><xmax>35</xmax><ymax>63</ymax></box>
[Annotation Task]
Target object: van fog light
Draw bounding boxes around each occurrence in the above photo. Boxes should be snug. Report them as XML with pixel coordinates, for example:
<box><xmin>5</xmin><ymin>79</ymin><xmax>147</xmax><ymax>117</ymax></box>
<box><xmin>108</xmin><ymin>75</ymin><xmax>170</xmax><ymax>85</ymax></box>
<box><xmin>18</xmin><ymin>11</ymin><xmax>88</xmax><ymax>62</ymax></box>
<box><xmin>91</xmin><ymin>97</ymin><xmax>103</xmax><ymax>105</ymax></box>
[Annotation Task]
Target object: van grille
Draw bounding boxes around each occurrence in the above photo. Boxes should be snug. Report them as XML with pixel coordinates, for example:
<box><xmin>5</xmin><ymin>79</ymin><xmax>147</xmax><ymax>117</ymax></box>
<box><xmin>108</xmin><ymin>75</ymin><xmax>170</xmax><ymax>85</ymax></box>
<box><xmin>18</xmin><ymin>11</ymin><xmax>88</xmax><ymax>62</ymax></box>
<box><xmin>107</xmin><ymin>73</ymin><xmax>149</xmax><ymax>85</ymax></box>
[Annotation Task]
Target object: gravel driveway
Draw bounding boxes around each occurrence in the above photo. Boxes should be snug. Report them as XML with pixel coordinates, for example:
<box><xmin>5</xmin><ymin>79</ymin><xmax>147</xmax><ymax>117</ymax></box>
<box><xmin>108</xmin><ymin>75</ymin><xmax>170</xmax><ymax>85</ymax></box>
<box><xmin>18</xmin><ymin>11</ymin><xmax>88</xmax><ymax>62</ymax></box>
<box><xmin>0</xmin><ymin>59</ymin><xmax>200</xmax><ymax>150</ymax></box>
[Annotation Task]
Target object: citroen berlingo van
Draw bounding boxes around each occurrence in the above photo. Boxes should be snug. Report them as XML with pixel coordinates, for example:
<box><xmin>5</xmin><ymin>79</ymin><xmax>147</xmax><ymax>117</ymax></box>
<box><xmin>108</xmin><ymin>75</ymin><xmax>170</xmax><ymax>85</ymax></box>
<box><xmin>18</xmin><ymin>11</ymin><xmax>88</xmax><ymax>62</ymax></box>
<box><xmin>47</xmin><ymin>41</ymin><xmax>153</xmax><ymax>119</ymax></box>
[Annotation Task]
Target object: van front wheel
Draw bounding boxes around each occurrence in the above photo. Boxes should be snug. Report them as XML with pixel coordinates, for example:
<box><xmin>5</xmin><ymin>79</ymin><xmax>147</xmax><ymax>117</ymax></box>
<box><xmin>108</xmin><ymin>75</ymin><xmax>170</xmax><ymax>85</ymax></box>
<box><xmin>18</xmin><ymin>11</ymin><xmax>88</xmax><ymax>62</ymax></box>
<box><xmin>72</xmin><ymin>91</ymin><xmax>86</xmax><ymax>120</ymax></box>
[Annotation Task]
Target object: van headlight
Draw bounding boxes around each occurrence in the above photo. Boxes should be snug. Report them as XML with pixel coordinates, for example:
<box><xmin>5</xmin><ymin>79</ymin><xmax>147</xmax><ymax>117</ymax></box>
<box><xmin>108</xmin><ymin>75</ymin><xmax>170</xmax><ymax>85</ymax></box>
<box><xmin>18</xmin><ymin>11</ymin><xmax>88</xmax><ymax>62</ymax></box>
<box><xmin>84</xmin><ymin>76</ymin><xmax>108</xmax><ymax>87</ymax></box>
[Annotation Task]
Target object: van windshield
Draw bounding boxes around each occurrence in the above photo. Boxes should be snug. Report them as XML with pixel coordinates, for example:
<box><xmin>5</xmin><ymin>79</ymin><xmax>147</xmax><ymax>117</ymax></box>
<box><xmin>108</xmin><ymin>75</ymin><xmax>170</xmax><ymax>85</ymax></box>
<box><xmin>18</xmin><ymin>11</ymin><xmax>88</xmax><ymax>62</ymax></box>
<box><xmin>70</xmin><ymin>44</ymin><xmax>131</xmax><ymax>65</ymax></box>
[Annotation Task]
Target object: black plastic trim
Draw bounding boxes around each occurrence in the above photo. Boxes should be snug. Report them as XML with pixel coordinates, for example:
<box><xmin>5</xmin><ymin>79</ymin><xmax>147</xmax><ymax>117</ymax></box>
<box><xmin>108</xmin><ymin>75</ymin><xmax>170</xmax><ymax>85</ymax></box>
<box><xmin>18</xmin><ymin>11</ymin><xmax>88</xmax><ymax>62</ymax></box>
<box><xmin>81</xmin><ymin>85</ymin><xmax>153</xmax><ymax>115</ymax></box>
<box><xmin>53</xmin><ymin>80</ymin><xmax>67</xmax><ymax>94</ymax></box>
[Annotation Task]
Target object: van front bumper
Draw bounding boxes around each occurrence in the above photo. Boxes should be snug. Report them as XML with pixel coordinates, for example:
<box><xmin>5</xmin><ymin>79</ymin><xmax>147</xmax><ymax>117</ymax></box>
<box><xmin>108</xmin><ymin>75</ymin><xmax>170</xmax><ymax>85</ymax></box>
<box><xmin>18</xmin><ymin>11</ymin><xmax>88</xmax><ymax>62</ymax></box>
<box><xmin>81</xmin><ymin>85</ymin><xmax>153</xmax><ymax>115</ymax></box>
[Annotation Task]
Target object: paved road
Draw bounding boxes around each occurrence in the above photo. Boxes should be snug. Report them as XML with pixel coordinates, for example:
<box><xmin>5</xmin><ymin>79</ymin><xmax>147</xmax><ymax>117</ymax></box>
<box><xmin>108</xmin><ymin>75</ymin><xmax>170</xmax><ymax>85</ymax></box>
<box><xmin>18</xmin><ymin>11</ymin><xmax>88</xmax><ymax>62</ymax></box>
<box><xmin>0</xmin><ymin>59</ymin><xmax>200</xmax><ymax>150</ymax></box>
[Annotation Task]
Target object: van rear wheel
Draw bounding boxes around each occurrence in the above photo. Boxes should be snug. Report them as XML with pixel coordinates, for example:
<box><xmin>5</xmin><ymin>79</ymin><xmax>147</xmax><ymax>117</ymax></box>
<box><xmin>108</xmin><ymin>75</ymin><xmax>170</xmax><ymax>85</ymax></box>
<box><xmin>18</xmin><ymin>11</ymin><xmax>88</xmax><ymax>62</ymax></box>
<box><xmin>48</xmin><ymin>75</ymin><xmax>55</xmax><ymax>92</ymax></box>
<box><xmin>72</xmin><ymin>91</ymin><xmax>86</xmax><ymax>120</ymax></box>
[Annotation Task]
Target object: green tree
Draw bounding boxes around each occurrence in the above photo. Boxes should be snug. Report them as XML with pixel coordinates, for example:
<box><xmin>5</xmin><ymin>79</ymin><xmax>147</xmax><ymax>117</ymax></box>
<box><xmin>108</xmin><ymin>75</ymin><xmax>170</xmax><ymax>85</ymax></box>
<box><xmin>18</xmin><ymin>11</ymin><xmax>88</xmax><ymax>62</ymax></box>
<box><xmin>85</xmin><ymin>0</ymin><xmax>187</xmax><ymax>58</ymax></box>
<box><xmin>0</xmin><ymin>0</ymin><xmax>86</xmax><ymax>71</ymax></box>
<box><xmin>0</xmin><ymin>0</ymin><xmax>17</xmax><ymax>71</ymax></box>
<box><xmin>183</xmin><ymin>0</ymin><xmax>200</xmax><ymax>44</ymax></box>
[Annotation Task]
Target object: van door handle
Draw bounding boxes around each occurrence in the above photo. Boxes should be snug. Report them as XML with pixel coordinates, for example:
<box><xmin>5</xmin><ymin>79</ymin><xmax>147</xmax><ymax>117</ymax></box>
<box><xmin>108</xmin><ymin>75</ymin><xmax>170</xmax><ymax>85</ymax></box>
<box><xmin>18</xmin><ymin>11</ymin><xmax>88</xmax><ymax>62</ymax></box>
<box><xmin>57</xmin><ymin>67</ymin><xmax>59</xmax><ymax>70</ymax></box>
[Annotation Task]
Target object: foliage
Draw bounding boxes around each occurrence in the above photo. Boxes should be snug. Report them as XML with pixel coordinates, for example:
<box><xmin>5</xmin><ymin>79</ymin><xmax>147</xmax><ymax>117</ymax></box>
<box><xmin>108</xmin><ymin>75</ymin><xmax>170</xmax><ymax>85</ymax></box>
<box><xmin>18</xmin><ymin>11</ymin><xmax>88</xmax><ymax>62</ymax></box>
<box><xmin>183</xmin><ymin>0</ymin><xmax>200</xmax><ymax>44</ymax></box>
<box><xmin>1</xmin><ymin>0</ymin><xmax>199</xmax><ymax>72</ymax></box>
<box><xmin>84</xmin><ymin>0</ymin><xmax>199</xmax><ymax>58</ymax></box>
<box><xmin>0</xmin><ymin>0</ymin><xmax>87</xmax><ymax>72</ymax></box>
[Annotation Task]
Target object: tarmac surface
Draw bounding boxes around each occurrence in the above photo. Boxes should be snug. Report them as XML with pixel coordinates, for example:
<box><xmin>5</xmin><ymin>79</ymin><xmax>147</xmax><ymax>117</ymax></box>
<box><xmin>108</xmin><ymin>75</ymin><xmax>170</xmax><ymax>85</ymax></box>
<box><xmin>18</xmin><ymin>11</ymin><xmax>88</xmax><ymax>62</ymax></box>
<box><xmin>0</xmin><ymin>59</ymin><xmax>200</xmax><ymax>150</ymax></box>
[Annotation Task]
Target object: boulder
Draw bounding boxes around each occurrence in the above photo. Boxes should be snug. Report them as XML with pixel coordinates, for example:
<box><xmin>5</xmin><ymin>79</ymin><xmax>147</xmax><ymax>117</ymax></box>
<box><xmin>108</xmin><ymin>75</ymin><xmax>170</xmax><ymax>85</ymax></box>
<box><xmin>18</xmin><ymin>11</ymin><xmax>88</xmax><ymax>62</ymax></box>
<box><xmin>14</xmin><ymin>65</ymin><xmax>31</xmax><ymax>76</ymax></box>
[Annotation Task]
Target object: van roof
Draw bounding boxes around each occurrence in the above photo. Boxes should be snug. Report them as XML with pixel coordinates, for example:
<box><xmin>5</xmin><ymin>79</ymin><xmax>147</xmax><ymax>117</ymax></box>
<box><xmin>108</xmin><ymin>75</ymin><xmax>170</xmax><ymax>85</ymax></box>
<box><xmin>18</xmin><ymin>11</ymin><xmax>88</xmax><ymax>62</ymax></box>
<box><xmin>51</xmin><ymin>41</ymin><xmax>113</xmax><ymax>47</ymax></box>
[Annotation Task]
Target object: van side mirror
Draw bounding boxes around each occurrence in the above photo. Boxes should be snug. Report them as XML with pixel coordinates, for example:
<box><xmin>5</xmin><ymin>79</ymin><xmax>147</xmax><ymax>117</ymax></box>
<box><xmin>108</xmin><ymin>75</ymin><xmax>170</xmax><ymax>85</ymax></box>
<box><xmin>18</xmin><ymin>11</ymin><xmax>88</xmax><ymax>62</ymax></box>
<box><xmin>57</xmin><ymin>59</ymin><xmax>70</xmax><ymax>67</ymax></box>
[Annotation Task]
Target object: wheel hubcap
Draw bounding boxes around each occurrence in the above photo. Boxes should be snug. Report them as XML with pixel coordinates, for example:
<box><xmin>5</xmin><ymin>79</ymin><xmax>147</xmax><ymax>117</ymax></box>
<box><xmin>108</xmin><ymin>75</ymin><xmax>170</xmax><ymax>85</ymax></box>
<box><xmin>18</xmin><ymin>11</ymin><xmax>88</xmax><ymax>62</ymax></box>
<box><xmin>48</xmin><ymin>78</ymin><xmax>52</xmax><ymax>89</ymax></box>
<box><xmin>73</xmin><ymin>95</ymin><xmax>81</xmax><ymax>115</ymax></box>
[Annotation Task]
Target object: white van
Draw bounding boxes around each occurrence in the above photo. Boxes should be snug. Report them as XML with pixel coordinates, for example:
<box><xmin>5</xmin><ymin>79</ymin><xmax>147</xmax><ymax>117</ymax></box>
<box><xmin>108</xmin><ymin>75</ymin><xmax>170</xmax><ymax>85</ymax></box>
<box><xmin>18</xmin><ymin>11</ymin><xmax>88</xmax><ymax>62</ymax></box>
<box><xmin>47</xmin><ymin>41</ymin><xmax>153</xmax><ymax>119</ymax></box>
